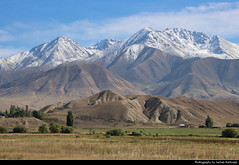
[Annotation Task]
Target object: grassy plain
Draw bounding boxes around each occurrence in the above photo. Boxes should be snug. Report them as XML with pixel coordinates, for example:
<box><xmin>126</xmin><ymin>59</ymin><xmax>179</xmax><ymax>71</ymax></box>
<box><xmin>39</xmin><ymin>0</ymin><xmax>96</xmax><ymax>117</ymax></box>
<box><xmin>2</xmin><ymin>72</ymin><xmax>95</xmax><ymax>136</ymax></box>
<box><xmin>0</xmin><ymin>128</ymin><xmax>239</xmax><ymax>160</ymax></box>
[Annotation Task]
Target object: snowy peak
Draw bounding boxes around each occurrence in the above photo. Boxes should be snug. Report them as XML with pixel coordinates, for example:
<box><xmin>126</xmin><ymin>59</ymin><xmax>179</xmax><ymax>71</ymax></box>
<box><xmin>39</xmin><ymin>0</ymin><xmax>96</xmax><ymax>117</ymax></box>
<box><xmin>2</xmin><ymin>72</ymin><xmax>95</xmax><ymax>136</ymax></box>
<box><xmin>43</xmin><ymin>36</ymin><xmax>78</xmax><ymax>51</ymax></box>
<box><xmin>0</xmin><ymin>36</ymin><xmax>91</xmax><ymax>71</ymax></box>
<box><xmin>92</xmin><ymin>39</ymin><xmax>121</xmax><ymax>50</ymax></box>
<box><xmin>162</xmin><ymin>28</ymin><xmax>211</xmax><ymax>44</ymax></box>
<box><xmin>121</xmin><ymin>27</ymin><xmax>239</xmax><ymax>60</ymax></box>
<box><xmin>123</xmin><ymin>27</ymin><xmax>155</xmax><ymax>46</ymax></box>
<box><xmin>55</xmin><ymin>36</ymin><xmax>70</xmax><ymax>41</ymax></box>
<box><xmin>30</xmin><ymin>36</ymin><xmax>73</xmax><ymax>54</ymax></box>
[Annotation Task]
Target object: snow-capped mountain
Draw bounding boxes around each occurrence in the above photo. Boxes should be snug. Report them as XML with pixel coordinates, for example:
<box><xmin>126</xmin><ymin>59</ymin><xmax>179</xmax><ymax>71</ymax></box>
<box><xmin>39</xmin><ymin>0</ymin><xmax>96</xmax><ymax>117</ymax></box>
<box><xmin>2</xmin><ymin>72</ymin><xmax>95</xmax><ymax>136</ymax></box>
<box><xmin>117</xmin><ymin>27</ymin><xmax>239</xmax><ymax>60</ymax></box>
<box><xmin>1</xmin><ymin>27</ymin><xmax>239</xmax><ymax>71</ymax></box>
<box><xmin>2</xmin><ymin>27</ymin><xmax>239</xmax><ymax>108</ymax></box>
<box><xmin>0</xmin><ymin>36</ymin><xmax>96</xmax><ymax>71</ymax></box>
<box><xmin>90</xmin><ymin>27</ymin><xmax>239</xmax><ymax>68</ymax></box>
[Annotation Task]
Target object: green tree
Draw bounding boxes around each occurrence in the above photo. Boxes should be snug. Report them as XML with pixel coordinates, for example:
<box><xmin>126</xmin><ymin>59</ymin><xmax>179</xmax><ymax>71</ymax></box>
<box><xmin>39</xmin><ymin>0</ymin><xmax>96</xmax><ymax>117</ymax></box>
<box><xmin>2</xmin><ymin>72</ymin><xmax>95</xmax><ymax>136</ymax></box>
<box><xmin>49</xmin><ymin>123</ymin><xmax>61</xmax><ymax>133</ymax></box>
<box><xmin>32</xmin><ymin>110</ymin><xmax>45</xmax><ymax>120</ymax></box>
<box><xmin>3</xmin><ymin>110</ymin><xmax>9</xmax><ymax>117</ymax></box>
<box><xmin>13</xmin><ymin>125</ymin><xmax>28</xmax><ymax>133</ymax></box>
<box><xmin>15</xmin><ymin>107</ymin><xmax>25</xmax><ymax>117</ymax></box>
<box><xmin>25</xmin><ymin>105</ymin><xmax>31</xmax><ymax>117</ymax></box>
<box><xmin>9</xmin><ymin>105</ymin><xmax>16</xmax><ymax>117</ymax></box>
<box><xmin>205</xmin><ymin>116</ymin><xmax>214</xmax><ymax>128</ymax></box>
<box><xmin>38</xmin><ymin>124</ymin><xmax>49</xmax><ymax>133</ymax></box>
<box><xmin>66</xmin><ymin>111</ymin><xmax>74</xmax><ymax>127</ymax></box>
<box><xmin>61</xmin><ymin>126</ymin><xmax>73</xmax><ymax>133</ymax></box>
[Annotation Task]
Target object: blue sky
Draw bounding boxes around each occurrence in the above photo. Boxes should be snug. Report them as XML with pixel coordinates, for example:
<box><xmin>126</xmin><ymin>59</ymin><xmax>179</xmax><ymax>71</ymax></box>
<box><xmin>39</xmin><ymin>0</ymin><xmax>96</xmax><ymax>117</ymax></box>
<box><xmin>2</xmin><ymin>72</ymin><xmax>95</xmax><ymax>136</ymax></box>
<box><xmin>0</xmin><ymin>0</ymin><xmax>239</xmax><ymax>57</ymax></box>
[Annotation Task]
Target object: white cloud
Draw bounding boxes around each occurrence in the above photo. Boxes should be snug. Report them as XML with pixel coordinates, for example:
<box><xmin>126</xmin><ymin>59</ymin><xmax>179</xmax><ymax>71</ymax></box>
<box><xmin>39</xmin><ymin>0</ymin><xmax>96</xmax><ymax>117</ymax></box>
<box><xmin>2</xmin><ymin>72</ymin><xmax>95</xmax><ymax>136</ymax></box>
<box><xmin>92</xmin><ymin>2</ymin><xmax>239</xmax><ymax>39</ymax></box>
<box><xmin>0</xmin><ymin>46</ymin><xmax>24</xmax><ymax>58</ymax></box>
<box><xmin>59</xmin><ymin>1</ymin><xmax>239</xmax><ymax>44</ymax></box>
<box><xmin>0</xmin><ymin>29</ymin><xmax>16</xmax><ymax>42</ymax></box>
<box><xmin>184</xmin><ymin>2</ymin><xmax>233</xmax><ymax>13</ymax></box>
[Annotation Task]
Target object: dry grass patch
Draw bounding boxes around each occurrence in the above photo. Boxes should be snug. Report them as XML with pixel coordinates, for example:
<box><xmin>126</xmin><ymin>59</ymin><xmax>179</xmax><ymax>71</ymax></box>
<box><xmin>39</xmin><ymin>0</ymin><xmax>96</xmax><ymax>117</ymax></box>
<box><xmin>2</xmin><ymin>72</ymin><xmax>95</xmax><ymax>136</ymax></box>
<box><xmin>0</xmin><ymin>133</ymin><xmax>239</xmax><ymax>159</ymax></box>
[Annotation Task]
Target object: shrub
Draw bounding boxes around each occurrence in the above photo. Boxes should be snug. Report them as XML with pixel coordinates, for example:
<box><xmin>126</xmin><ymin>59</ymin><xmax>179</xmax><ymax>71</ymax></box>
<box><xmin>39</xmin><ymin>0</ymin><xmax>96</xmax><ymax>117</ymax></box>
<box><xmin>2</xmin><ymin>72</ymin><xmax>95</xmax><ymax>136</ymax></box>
<box><xmin>49</xmin><ymin>123</ymin><xmax>61</xmax><ymax>133</ymax></box>
<box><xmin>32</xmin><ymin>110</ymin><xmax>46</xmax><ymax>120</ymax></box>
<box><xmin>13</xmin><ymin>125</ymin><xmax>28</xmax><ymax>133</ymax></box>
<box><xmin>105</xmin><ymin>134</ymin><xmax>111</xmax><ymax>138</ymax></box>
<box><xmin>129</xmin><ymin>132</ymin><xmax>142</xmax><ymax>136</ymax></box>
<box><xmin>226</xmin><ymin>123</ymin><xmax>239</xmax><ymax>127</ymax></box>
<box><xmin>49</xmin><ymin>124</ymin><xmax>74</xmax><ymax>133</ymax></box>
<box><xmin>0</xmin><ymin>126</ymin><xmax>8</xmax><ymax>133</ymax></box>
<box><xmin>232</xmin><ymin>123</ymin><xmax>239</xmax><ymax>127</ymax></box>
<box><xmin>226</xmin><ymin>123</ymin><xmax>232</xmax><ymax>127</ymax></box>
<box><xmin>222</xmin><ymin>129</ymin><xmax>238</xmax><ymax>138</ymax></box>
<box><xmin>61</xmin><ymin>126</ymin><xmax>73</xmax><ymax>133</ymax></box>
<box><xmin>38</xmin><ymin>124</ymin><xmax>48</xmax><ymax>133</ymax></box>
<box><xmin>106</xmin><ymin>129</ymin><xmax>125</xmax><ymax>136</ymax></box>
<box><xmin>199</xmin><ymin>125</ymin><xmax>207</xmax><ymax>128</ymax></box>
<box><xmin>75</xmin><ymin>135</ymin><xmax>80</xmax><ymax>138</ymax></box>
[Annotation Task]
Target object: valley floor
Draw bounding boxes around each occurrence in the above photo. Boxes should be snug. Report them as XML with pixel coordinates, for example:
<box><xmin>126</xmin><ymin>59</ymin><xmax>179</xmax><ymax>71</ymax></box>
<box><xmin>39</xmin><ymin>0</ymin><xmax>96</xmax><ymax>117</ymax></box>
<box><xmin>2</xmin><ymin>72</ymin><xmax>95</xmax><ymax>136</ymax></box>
<box><xmin>0</xmin><ymin>128</ymin><xmax>239</xmax><ymax>160</ymax></box>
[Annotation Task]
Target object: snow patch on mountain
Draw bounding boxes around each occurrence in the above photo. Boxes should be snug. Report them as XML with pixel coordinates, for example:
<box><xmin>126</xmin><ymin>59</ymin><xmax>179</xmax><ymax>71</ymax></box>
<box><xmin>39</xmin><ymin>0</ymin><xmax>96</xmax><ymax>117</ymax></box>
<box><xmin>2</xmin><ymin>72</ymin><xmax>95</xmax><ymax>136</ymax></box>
<box><xmin>87</xmin><ymin>39</ymin><xmax>126</xmax><ymax>65</ymax></box>
<box><xmin>90</xmin><ymin>39</ymin><xmax>121</xmax><ymax>50</ymax></box>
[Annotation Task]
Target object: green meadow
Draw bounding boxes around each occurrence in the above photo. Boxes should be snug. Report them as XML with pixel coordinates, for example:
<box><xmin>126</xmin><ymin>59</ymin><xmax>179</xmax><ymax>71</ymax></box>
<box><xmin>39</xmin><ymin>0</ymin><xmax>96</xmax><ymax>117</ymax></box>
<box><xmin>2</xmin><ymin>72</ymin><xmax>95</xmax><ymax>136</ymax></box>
<box><xmin>0</xmin><ymin>128</ymin><xmax>239</xmax><ymax>160</ymax></box>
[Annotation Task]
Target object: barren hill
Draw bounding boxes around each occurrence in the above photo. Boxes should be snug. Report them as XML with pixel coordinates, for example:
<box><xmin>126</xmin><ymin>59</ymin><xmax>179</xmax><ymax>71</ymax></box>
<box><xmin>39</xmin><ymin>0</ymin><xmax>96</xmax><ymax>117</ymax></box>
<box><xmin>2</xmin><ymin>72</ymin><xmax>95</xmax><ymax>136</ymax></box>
<box><xmin>150</xmin><ymin>57</ymin><xmax>239</xmax><ymax>101</ymax></box>
<box><xmin>0</xmin><ymin>63</ymin><xmax>144</xmax><ymax>111</ymax></box>
<box><xmin>42</xmin><ymin>90</ymin><xmax>239</xmax><ymax>128</ymax></box>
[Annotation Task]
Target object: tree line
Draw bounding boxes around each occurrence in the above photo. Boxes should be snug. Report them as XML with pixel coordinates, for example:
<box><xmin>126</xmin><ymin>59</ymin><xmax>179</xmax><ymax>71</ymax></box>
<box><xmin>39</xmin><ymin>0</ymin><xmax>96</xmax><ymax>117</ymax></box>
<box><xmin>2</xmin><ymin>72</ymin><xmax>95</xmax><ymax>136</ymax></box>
<box><xmin>0</xmin><ymin>105</ymin><xmax>45</xmax><ymax>120</ymax></box>
<box><xmin>0</xmin><ymin>110</ymin><xmax>74</xmax><ymax>133</ymax></box>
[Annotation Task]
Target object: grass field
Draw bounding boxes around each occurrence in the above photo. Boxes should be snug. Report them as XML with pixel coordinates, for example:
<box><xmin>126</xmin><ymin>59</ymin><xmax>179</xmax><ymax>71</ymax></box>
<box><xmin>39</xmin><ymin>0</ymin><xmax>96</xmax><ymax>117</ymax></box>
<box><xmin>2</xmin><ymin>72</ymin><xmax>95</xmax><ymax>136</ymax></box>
<box><xmin>0</xmin><ymin>128</ymin><xmax>239</xmax><ymax>160</ymax></box>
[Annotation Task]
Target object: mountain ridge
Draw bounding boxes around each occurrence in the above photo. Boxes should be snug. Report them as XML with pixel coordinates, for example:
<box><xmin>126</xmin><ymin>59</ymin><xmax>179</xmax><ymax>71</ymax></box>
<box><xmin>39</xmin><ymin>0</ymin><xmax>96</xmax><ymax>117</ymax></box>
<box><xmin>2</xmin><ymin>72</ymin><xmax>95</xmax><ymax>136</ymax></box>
<box><xmin>1</xmin><ymin>27</ymin><xmax>239</xmax><ymax>72</ymax></box>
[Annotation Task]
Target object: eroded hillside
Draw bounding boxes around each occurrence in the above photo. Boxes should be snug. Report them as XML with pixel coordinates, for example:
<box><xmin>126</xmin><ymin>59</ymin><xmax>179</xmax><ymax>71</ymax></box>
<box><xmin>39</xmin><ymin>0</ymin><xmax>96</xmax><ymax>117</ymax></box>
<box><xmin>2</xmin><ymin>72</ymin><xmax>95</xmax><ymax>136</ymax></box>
<box><xmin>42</xmin><ymin>90</ymin><xmax>239</xmax><ymax>127</ymax></box>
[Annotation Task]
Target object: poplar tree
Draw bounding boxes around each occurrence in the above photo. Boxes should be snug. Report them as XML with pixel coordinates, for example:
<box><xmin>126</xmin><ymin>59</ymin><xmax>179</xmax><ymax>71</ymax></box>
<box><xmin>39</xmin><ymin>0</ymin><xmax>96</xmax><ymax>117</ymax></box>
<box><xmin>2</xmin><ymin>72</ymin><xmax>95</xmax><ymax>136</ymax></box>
<box><xmin>66</xmin><ymin>111</ymin><xmax>74</xmax><ymax>127</ymax></box>
<box><xmin>205</xmin><ymin>116</ymin><xmax>214</xmax><ymax>128</ymax></box>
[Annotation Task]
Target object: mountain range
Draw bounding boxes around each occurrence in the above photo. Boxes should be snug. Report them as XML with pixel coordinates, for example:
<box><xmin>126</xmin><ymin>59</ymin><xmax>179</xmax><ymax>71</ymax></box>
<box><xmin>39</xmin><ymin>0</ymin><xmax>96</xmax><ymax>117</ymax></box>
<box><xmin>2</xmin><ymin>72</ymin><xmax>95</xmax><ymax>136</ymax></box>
<box><xmin>1</xmin><ymin>27</ymin><xmax>239</xmax><ymax>72</ymax></box>
<box><xmin>0</xmin><ymin>27</ymin><xmax>239</xmax><ymax>111</ymax></box>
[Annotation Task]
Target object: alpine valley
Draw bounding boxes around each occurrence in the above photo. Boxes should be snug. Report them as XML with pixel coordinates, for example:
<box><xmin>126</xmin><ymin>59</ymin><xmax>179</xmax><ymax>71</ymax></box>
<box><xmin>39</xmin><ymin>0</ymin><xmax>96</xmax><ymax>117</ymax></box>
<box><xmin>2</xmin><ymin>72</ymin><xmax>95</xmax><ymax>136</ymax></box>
<box><xmin>1</xmin><ymin>27</ymin><xmax>239</xmax><ymax>126</ymax></box>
